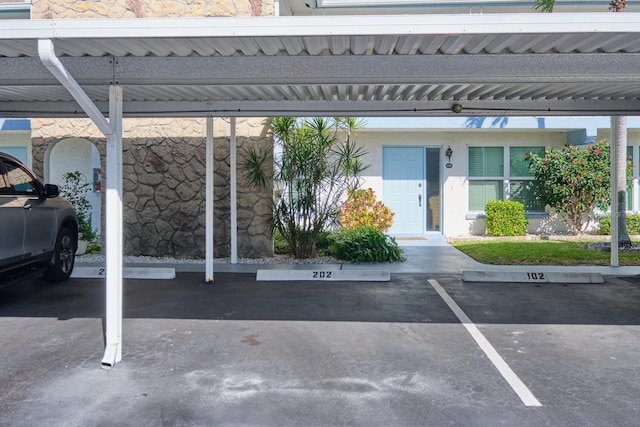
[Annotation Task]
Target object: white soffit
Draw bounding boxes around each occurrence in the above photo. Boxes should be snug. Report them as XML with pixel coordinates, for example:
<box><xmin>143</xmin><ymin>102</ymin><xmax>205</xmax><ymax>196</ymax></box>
<box><xmin>1</xmin><ymin>13</ymin><xmax>640</xmax><ymax>117</ymax></box>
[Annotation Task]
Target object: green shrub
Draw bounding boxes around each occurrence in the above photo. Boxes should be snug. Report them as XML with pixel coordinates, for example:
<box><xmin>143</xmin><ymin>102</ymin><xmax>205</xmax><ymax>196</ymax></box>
<box><xmin>85</xmin><ymin>241</ymin><xmax>101</xmax><ymax>255</ymax></box>
<box><xmin>328</xmin><ymin>226</ymin><xmax>405</xmax><ymax>263</ymax></box>
<box><xmin>273</xmin><ymin>229</ymin><xmax>290</xmax><ymax>254</ymax></box>
<box><xmin>315</xmin><ymin>230</ymin><xmax>332</xmax><ymax>254</ymax></box>
<box><xmin>624</xmin><ymin>214</ymin><xmax>640</xmax><ymax>235</ymax></box>
<box><xmin>597</xmin><ymin>214</ymin><xmax>640</xmax><ymax>235</ymax></box>
<box><xmin>274</xmin><ymin>229</ymin><xmax>334</xmax><ymax>255</ymax></box>
<box><xmin>485</xmin><ymin>200</ymin><xmax>528</xmax><ymax>236</ymax></box>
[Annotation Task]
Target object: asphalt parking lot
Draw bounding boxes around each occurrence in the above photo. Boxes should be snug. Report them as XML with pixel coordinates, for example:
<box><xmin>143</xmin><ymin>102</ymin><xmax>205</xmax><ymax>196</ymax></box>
<box><xmin>0</xmin><ymin>272</ymin><xmax>639</xmax><ymax>426</ymax></box>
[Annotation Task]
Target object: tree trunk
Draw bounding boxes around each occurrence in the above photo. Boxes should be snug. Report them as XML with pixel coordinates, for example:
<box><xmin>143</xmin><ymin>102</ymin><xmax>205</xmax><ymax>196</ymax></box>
<box><xmin>613</xmin><ymin>115</ymin><xmax>631</xmax><ymax>247</ymax></box>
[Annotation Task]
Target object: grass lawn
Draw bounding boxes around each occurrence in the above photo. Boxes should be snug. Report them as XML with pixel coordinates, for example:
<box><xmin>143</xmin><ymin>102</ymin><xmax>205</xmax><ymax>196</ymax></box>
<box><xmin>450</xmin><ymin>239</ymin><xmax>640</xmax><ymax>266</ymax></box>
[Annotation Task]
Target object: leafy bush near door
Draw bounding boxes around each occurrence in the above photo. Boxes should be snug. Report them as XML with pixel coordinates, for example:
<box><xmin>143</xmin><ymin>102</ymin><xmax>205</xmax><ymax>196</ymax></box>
<box><xmin>277</xmin><ymin>225</ymin><xmax>405</xmax><ymax>263</ymax></box>
<box><xmin>328</xmin><ymin>226</ymin><xmax>405</xmax><ymax>263</ymax></box>
<box><xmin>485</xmin><ymin>200</ymin><xmax>528</xmax><ymax>236</ymax></box>
<box><xmin>339</xmin><ymin>188</ymin><xmax>394</xmax><ymax>232</ymax></box>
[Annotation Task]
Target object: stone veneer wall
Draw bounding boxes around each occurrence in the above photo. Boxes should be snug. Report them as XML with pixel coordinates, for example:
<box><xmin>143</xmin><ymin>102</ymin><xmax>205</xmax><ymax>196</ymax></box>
<box><xmin>122</xmin><ymin>133</ymin><xmax>273</xmax><ymax>258</ymax></box>
<box><xmin>31</xmin><ymin>0</ymin><xmax>273</xmax><ymax>19</ymax></box>
<box><xmin>32</xmin><ymin>118</ymin><xmax>274</xmax><ymax>258</ymax></box>
<box><xmin>29</xmin><ymin>0</ymin><xmax>276</xmax><ymax>258</ymax></box>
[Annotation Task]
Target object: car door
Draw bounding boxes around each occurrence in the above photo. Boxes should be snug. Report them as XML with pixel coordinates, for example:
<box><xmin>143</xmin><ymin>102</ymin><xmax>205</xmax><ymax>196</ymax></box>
<box><xmin>0</xmin><ymin>157</ymin><xmax>26</xmax><ymax>268</ymax></box>
<box><xmin>3</xmin><ymin>158</ymin><xmax>57</xmax><ymax>258</ymax></box>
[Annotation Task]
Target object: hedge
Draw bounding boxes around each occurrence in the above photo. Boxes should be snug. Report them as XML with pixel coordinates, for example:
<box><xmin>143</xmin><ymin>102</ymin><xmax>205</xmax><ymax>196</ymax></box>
<box><xmin>485</xmin><ymin>200</ymin><xmax>528</xmax><ymax>237</ymax></box>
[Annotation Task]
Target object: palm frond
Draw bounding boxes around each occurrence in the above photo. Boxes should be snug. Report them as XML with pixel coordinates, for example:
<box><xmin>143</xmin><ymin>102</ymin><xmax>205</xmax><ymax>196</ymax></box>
<box><xmin>533</xmin><ymin>0</ymin><xmax>555</xmax><ymax>12</ymax></box>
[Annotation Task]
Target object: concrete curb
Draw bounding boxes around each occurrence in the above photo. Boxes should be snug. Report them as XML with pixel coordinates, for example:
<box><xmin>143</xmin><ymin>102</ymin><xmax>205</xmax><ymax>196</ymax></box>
<box><xmin>463</xmin><ymin>270</ymin><xmax>604</xmax><ymax>284</ymax></box>
<box><xmin>71</xmin><ymin>267</ymin><xmax>176</xmax><ymax>280</ymax></box>
<box><xmin>257</xmin><ymin>269</ymin><xmax>390</xmax><ymax>281</ymax></box>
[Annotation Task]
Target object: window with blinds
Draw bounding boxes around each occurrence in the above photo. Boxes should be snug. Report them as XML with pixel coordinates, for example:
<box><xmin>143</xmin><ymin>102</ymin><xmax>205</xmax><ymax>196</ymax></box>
<box><xmin>468</xmin><ymin>147</ymin><xmax>503</xmax><ymax>211</ymax></box>
<box><xmin>468</xmin><ymin>145</ymin><xmax>545</xmax><ymax>213</ymax></box>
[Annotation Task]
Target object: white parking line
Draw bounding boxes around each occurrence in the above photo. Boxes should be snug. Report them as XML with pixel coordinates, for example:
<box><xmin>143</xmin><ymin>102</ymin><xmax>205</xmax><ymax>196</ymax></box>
<box><xmin>428</xmin><ymin>279</ymin><xmax>542</xmax><ymax>407</ymax></box>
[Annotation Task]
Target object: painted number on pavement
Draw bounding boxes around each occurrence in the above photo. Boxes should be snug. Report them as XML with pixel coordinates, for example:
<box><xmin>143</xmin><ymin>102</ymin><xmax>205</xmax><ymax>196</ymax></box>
<box><xmin>312</xmin><ymin>271</ymin><xmax>333</xmax><ymax>279</ymax></box>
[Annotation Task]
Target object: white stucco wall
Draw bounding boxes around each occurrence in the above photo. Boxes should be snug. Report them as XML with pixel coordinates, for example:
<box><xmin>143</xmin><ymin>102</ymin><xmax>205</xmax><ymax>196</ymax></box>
<box><xmin>0</xmin><ymin>131</ymin><xmax>32</xmax><ymax>167</ymax></box>
<box><xmin>356</xmin><ymin>128</ymin><xmax>574</xmax><ymax>237</ymax></box>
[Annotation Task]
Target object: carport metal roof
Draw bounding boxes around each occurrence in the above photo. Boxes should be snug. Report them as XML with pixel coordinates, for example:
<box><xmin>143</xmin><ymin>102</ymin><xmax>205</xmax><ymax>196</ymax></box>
<box><xmin>2</xmin><ymin>12</ymin><xmax>639</xmax><ymax>368</ymax></box>
<box><xmin>2</xmin><ymin>13</ymin><xmax>640</xmax><ymax>118</ymax></box>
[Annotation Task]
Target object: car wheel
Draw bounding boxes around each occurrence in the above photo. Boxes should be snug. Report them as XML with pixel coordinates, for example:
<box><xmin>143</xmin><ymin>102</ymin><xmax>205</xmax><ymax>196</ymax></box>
<box><xmin>44</xmin><ymin>226</ymin><xmax>76</xmax><ymax>282</ymax></box>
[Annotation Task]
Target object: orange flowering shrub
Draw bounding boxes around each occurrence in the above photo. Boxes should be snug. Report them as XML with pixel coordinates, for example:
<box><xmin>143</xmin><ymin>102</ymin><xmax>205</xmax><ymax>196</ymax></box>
<box><xmin>339</xmin><ymin>188</ymin><xmax>394</xmax><ymax>232</ymax></box>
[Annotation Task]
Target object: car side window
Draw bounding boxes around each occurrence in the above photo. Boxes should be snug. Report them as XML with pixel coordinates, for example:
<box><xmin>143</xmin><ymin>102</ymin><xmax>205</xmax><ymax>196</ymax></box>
<box><xmin>0</xmin><ymin>166</ymin><xmax>10</xmax><ymax>195</ymax></box>
<box><xmin>0</xmin><ymin>158</ymin><xmax>9</xmax><ymax>194</ymax></box>
<box><xmin>4</xmin><ymin>159</ymin><xmax>38</xmax><ymax>195</ymax></box>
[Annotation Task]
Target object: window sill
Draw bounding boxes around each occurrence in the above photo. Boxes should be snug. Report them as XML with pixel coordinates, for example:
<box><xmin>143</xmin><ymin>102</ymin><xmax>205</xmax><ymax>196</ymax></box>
<box><xmin>466</xmin><ymin>212</ymin><xmax>549</xmax><ymax>220</ymax></box>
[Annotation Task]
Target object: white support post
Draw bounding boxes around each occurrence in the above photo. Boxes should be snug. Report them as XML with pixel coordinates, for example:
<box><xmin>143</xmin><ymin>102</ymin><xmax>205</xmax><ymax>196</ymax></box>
<box><xmin>205</xmin><ymin>117</ymin><xmax>215</xmax><ymax>283</ymax></box>
<box><xmin>37</xmin><ymin>39</ymin><xmax>124</xmax><ymax>368</ymax></box>
<box><xmin>230</xmin><ymin>117</ymin><xmax>238</xmax><ymax>264</ymax></box>
<box><xmin>634</xmin><ymin>145</ymin><xmax>639</xmax><ymax>213</ymax></box>
<box><xmin>610</xmin><ymin>117</ymin><xmax>619</xmax><ymax>267</ymax></box>
<box><xmin>101</xmin><ymin>85</ymin><xmax>124</xmax><ymax>368</ymax></box>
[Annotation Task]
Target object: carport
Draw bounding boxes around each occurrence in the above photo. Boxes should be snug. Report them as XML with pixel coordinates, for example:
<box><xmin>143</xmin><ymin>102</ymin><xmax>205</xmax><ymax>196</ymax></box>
<box><xmin>1</xmin><ymin>12</ymin><xmax>639</xmax><ymax>367</ymax></box>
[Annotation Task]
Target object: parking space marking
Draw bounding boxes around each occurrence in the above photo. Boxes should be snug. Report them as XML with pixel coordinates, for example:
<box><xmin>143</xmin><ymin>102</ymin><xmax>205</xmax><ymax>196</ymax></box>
<box><xmin>428</xmin><ymin>279</ymin><xmax>542</xmax><ymax>407</ymax></box>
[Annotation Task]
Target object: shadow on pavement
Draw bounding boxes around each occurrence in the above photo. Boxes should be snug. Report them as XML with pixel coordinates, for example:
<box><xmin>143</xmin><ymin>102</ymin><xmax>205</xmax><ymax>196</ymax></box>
<box><xmin>0</xmin><ymin>272</ymin><xmax>639</xmax><ymax>326</ymax></box>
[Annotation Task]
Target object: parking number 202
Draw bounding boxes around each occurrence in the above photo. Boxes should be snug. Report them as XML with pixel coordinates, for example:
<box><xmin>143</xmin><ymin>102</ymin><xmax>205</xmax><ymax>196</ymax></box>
<box><xmin>312</xmin><ymin>271</ymin><xmax>332</xmax><ymax>279</ymax></box>
<box><xmin>526</xmin><ymin>272</ymin><xmax>545</xmax><ymax>280</ymax></box>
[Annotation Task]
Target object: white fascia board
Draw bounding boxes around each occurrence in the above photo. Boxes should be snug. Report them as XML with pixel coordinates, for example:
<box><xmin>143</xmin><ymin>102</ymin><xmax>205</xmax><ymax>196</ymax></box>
<box><xmin>2</xmin><ymin>13</ymin><xmax>640</xmax><ymax>40</ymax></box>
<box><xmin>22</xmin><ymin>98</ymin><xmax>634</xmax><ymax>117</ymax></box>
<box><xmin>316</xmin><ymin>0</ymin><xmax>611</xmax><ymax>7</ymax></box>
<box><xmin>317</xmin><ymin>0</ymin><xmax>517</xmax><ymax>4</ymax></box>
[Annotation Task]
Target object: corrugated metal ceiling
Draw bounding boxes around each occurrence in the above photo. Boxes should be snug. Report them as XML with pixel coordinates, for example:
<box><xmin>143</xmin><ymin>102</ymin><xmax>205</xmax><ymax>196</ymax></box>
<box><xmin>1</xmin><ymin>13</ymin><xmax>640</xmax><ymax>117</ymax></box>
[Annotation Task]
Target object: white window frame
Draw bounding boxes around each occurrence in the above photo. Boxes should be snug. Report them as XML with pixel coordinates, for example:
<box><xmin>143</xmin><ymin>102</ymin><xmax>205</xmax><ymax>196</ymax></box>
<box><xmin>468</xmin><ymin>145</ymin><xmax>546</xmax><ymax>214</ymax></box>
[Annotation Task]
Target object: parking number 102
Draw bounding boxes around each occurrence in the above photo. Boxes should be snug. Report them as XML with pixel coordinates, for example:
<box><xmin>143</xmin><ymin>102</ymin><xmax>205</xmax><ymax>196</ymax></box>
<box><xmin>526</xmin><ymin>272</ymin><xmax>545</xmax><ymax>280</ymax></box>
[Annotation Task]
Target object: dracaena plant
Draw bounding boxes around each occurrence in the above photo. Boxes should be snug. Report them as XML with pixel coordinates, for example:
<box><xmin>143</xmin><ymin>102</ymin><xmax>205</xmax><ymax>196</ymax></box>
<box><xmin>241</xmin><ymin>117</ymin><xmax>369</xmax><ymax>258</ymax></box>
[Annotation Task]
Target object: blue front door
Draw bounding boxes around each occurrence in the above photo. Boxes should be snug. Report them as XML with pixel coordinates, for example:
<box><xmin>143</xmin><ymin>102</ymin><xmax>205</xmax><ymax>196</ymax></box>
<box><xmin>383</xmin><ymin>147</ymin><xmax>425</xmax><ymax>235</ymax></box>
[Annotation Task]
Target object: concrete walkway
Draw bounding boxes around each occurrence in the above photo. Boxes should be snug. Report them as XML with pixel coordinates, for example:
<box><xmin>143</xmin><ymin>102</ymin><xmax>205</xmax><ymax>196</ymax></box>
<box><xmin>77</xmin><ymin>233</ymin><xmax>640</xmax><ymax>277</ymax></box>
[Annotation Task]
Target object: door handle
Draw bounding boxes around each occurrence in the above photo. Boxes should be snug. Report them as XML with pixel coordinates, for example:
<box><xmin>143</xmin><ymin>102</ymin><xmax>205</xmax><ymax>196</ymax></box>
<box><xmin>418</xmin><ymin>194</ymin><xmax>422</xmax><ymax>207</ymax></box>
<box><xmin>23</xmin><ymin>204</ymin><xmax>32</xmax><ymax>210</ymax></box>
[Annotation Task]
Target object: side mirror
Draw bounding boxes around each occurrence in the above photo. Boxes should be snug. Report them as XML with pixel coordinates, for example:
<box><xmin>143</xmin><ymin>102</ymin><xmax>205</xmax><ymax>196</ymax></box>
<box><xmin>43</xmin><ymin>184</ymin><xmax>60</xmax><ymax>198</ymax></box>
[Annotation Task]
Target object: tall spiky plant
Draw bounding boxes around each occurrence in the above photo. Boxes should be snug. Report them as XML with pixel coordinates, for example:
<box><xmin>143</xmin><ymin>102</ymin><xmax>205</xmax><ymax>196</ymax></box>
<box><xmin>242</xmin><ymin>117</ymin><xmax>368</xmax><ymax>258</ymax></box>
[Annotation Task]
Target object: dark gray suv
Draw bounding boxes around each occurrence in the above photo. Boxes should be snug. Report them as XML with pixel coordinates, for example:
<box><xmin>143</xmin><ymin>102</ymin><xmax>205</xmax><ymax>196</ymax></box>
<box><xmin>0</xmin><ymin>152</ymin><xmax>78</xmax><ymax>282</ymax></box>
